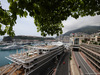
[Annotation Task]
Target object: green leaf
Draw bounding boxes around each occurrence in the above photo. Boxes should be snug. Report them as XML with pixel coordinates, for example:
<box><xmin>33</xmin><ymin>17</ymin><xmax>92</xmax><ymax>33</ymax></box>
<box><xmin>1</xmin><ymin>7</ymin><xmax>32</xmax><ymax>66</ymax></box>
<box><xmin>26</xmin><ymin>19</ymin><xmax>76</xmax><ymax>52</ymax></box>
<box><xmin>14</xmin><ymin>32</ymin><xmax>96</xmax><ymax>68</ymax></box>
<box><xmin>1</xmin><ymin>0</ymin><xmax>100</xmax><ymax>36</ymax></box>
<box><xmin>24</xmin><ymin>11</ymin><xmax>28</xmax><ymax>17</ymax></box>
<box><xmin>7</xmin><ymin>0</ymin><xmax>13</xmax><ymax>3</ymax></box>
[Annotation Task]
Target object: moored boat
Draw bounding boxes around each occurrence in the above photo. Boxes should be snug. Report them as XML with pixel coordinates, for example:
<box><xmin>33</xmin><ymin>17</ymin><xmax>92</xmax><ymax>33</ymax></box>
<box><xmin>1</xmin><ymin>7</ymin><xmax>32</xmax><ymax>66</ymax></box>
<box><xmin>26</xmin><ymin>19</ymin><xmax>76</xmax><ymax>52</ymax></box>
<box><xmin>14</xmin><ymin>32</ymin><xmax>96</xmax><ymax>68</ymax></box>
<box><xmin>0</xmin><ymin>44</ymin><xmax>22</xmax><ymax>50</ymax></box>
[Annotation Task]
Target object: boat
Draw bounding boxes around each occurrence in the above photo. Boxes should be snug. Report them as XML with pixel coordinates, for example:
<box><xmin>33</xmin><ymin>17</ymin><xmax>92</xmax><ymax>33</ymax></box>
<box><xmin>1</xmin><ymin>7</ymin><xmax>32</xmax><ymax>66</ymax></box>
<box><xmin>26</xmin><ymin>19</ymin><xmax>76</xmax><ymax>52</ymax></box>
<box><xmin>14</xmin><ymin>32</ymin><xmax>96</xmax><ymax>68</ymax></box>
<box><xmin>3</xmin><ymin>42</ymin><xmax>65</xmax><ymax>75</ymax></box>
<box><xmin>0</xmin><ymin>44</ymin><xmax>22</xmax><ymax>50</ymax></box>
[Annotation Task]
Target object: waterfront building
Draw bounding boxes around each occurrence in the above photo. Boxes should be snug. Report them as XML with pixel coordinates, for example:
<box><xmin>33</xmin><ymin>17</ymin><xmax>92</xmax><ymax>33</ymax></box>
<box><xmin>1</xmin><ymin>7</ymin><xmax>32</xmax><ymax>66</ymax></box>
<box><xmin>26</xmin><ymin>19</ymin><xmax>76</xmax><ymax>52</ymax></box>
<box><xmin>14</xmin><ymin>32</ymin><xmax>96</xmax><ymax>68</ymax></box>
<box><xmin>70</xmin><ymin>31</ymin><xmax>100</xmax><ymax>45</ymax></box>
<box><xmin>1</xmin><ymin>42</ymin><xmax>65</xmax><ymax>75</ymax></box>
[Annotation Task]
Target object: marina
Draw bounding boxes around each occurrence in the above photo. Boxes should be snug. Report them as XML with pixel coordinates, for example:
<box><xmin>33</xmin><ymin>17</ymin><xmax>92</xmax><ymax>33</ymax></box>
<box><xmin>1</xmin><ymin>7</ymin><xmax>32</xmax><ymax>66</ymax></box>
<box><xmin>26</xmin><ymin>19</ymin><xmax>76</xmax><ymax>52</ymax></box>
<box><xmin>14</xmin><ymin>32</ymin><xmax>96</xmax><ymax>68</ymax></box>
<box><xmin>1</xmin><ymin>0</ymin><xmax>100</xmax><ymax>74</ymax></box>
<box><xmin>0</xmin><ymin>42</ymin><xmax>42</xmax><ymax>67</ymax></box>
<box><xmin>0</xmin><ymin>44</ymin><xmax>22</xmax><ymax>50</ymax></box>
<box><xmin>0</xmin><ymin>48</ymin><xmax>27</xmax><ymax>67</ymax></box>
<box><xmin>0</xmin><ymin>42</ymin><xmax>65</xmax><ymax>75</ymax></box>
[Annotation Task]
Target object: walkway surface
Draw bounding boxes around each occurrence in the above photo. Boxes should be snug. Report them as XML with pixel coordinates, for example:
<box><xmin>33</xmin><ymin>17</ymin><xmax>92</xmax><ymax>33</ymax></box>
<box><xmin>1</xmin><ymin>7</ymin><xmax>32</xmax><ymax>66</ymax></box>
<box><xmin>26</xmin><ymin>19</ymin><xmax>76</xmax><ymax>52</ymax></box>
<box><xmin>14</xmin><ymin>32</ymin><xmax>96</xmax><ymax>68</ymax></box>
<box><xmin>74</xmin><ymin>51</ymin><xmax>95</xmax><ymax>75</ymax></box>
<box><xmin>56</xmin><ymin>51</ymin><xmax>70</xmax><ymax>75</ymax></box>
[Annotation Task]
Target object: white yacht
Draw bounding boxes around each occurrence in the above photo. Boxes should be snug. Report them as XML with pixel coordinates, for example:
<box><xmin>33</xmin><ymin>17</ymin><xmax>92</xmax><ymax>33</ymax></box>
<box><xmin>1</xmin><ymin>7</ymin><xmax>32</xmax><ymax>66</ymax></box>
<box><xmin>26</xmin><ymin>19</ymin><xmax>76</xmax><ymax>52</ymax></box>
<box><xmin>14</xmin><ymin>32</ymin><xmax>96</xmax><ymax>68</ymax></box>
<box><xmin>1</xmin><ymin>44</ymin><xmax>22</xmax><ymax>50</ymax></box>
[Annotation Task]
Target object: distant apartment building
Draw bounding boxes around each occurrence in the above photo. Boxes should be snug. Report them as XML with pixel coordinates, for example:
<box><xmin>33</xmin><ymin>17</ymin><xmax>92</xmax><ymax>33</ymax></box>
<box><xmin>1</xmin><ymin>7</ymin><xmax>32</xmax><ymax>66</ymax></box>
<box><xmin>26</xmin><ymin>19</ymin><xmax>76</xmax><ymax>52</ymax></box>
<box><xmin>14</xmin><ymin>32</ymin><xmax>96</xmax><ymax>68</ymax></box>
<box><xmin>95</xmin><ymin>36</ymin><xmax>100</xmax><ymax>42</ymax></box>
<box><xmin>70</xmin><ymin>32</ymin><xmax>89</xmax><ymax>37</ymax></box>
<box><xmin>56</xmin><ymin>35</ymin><xmax>63</xmax><ymax>42</ymax></box>
<box><xmin>70</xmin><ymin>32</ymin><xmax>90</xmax><ymax>45</ymax></box>
<box><xmin>70</xmin><ymin>31</ymin><xmax>100</xmax><ymax>45</ymax></box>
<box><xmin>62</xmin><ymin>36</ymin><xmax>70</xmax><ymax>43</ymax></box>
<box><xmin>90</xmin><ymin>32</ymin><xmax>100</xmax><ymax>42</ymax></box>
<box><xmin>56</xmin><ymin>36</ymin><xmax>70</xmax><ymax>43</ymax></box>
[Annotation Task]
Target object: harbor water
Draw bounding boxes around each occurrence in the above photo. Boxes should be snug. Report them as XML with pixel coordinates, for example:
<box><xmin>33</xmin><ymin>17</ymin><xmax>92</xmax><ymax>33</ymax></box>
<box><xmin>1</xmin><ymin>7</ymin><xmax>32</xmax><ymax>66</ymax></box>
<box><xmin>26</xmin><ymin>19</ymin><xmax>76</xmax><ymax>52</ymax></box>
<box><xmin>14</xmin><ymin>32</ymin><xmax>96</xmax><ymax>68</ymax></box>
<box><xmin>0</xmin><ymin>43</ymin><xmax>44</xmax><ymax>67</ymax></box>
<box><xmin>0</xmin><ymin>49</ymin><xmax>27</xmax><ymax>67</ymax></box>
<box><xmin>0</xmin><ymin>42</ymin><xmax>69</xmax><ymax>67</ymax></box>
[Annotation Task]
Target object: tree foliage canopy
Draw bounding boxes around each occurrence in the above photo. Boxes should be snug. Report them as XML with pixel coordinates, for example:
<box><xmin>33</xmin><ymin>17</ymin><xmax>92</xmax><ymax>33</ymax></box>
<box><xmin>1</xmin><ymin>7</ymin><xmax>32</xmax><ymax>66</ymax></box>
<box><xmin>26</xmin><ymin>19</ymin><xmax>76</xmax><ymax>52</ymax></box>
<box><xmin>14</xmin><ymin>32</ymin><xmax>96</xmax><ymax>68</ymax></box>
<box><xmin>0</xmin><ymin>0</ymin><xmax>100</xmax><ymax>36</ymax></box>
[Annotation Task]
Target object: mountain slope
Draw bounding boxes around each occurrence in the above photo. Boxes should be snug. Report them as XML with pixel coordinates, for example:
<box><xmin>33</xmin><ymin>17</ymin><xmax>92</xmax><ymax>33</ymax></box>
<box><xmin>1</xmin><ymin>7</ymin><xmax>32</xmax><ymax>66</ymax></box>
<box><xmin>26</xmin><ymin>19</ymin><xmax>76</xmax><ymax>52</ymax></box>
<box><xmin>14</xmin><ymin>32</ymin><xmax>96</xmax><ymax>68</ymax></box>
<box><xmin>63</xmin><ymin>26</ymin><xmax>100</xmax><ymax>36</ymax></box>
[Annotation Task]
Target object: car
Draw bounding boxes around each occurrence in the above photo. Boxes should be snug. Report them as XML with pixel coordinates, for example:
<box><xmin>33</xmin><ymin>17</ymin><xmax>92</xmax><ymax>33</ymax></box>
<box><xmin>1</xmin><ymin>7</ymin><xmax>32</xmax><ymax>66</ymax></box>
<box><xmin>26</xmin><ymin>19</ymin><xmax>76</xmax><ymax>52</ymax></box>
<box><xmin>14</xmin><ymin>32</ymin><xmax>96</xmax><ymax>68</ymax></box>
<box><xmin>63</xmin><ymin>61</ymin><xmax>65</xmax><ymax>64</ymax></box>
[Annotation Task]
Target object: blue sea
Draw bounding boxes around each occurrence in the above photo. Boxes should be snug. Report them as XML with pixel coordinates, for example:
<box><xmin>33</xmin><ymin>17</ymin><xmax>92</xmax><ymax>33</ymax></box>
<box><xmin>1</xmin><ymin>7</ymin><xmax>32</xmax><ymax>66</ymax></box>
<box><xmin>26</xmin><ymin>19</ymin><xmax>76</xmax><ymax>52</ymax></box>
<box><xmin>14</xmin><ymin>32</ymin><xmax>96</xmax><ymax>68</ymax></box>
<box><xmin>0</xmin><ymin>49</ymin><xmax>27</xmax><ymax>67</ymax></box>
<box><xmin>0</xmin><ymin>43</ymin><xmax>45</xmax><ymax>67</ymax></box>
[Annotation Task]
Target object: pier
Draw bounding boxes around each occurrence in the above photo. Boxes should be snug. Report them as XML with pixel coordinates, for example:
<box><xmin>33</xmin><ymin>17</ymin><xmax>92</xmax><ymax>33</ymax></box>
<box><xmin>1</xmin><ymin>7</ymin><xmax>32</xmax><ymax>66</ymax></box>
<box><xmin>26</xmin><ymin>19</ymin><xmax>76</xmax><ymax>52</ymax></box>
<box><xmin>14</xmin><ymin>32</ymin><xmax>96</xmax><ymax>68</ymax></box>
<box><xmin>0</xmin><ymin>44</ymin><xmax>66</xmax><ymax>75</ymax></box>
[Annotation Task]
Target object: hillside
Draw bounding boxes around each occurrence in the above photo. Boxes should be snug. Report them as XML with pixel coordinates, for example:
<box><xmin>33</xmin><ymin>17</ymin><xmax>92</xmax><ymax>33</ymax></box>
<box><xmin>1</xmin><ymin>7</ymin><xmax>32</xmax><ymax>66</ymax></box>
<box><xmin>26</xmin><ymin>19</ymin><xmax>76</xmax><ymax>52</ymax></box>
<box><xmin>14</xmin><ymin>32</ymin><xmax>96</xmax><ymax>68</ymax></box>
<box><xmin>3</xmin><ymin>36</ymin><xmax>55</xmax><ymax>42</ymax></box>
<box><xmin>63</xmin><ymin>26</ymin><xmax>100</xmax><ymax>36</ymax></box>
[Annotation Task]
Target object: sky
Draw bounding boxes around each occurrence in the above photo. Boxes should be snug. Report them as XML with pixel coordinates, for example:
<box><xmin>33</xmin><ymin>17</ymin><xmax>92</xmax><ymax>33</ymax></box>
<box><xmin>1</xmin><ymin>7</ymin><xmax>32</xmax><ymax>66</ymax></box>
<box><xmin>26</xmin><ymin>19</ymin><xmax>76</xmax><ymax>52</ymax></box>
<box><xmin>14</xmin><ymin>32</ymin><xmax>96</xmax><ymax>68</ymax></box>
<box><xmin>0</xmin><ymin>0</ymin><xmax>100</xmax><ymax>39</ymax></box>
<box><xmin>62</xmin><ymin>15</ymin><xmax>100</xmax><ymax>33</ymax></box>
